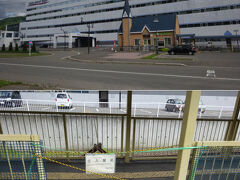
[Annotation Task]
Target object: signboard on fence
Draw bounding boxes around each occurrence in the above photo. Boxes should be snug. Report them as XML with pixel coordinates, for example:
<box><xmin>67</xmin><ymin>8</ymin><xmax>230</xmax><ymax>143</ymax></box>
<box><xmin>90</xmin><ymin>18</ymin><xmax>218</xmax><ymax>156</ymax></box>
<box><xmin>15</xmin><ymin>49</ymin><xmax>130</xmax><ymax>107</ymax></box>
<box><xmin>85</xmin><ymin>154</ymin><xmax>116</xmax><ymax>174</ymax></box>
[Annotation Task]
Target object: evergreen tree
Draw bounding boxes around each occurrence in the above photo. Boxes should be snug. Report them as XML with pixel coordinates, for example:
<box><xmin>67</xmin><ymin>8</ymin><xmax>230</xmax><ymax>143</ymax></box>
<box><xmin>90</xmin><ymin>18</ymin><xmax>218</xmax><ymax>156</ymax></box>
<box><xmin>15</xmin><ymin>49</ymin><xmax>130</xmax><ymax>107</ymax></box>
<box><xmin>15</xmin><ymin>44</ymin><xmax>19</xmax><ymax>52</ymax></box>
<box><xmin>22</xmin><ymin>42</ymin><xmax>28</xmax><ymax>52</ymax></box>
<box><xmin>32</xmin><ymin>42</ymin><xmax>37</xmax><ymax>52</ymax></box>
<box><xmin>2</xmin><ymin>44</ymin><xmax>5</xmax><ymax>51</ymax></box>
<box><xmin>8</xmin><ymin>42</ymin><xmax>13</xmax><ymax>51</ymax></box>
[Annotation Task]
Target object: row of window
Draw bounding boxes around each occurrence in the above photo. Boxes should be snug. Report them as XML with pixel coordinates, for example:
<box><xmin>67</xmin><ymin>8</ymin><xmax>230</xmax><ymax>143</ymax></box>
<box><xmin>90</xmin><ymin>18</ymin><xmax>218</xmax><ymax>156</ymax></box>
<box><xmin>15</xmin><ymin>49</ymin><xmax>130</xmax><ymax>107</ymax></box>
<box><xmin>26</xmin><ymin>0</ymin><xmax>187</xmax><ymax>18</ymax></box>
<box><xmin>27</xmin><ymin>0</ymin><xmax>123</xmax><ymax>16</ymax></box>
<box><xmin>180</xmin><ymin>19</ymin><xmax>240</xmax><ymax>28</ymax></box>
<box><xmin>134</xmin><ymin>37</ymin><xmax>172</xmax><ymax>46</ymax></box>
<box><xmin>22</xmin><ymin>18</ymin><xmax>122</xmax><ymax>30</ymax></box>
<box><xmin>1</xmin><ymin>33</ymin><xmax>18</xmax><ymax>38</ymax></box>
<box><xmin>24</xmin><ymin>2</ymin><xmax>240</xmax><ymax>32</ymax></box>
<box><xmin>27</xmin><ymin>0</ymin><xmax>122</xmax><ymax>12</ymax></box>
<box><xmin>26</xmin><ymin>29</ymin><xmax>118</xmax><ymax>38</ymax></box>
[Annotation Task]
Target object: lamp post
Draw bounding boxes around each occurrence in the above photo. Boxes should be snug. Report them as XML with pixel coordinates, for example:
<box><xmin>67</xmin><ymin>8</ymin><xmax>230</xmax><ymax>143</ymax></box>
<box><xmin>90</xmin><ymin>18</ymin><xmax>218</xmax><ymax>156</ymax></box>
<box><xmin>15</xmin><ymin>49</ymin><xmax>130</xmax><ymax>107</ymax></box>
<box><xmin>153</xmin><ymin>16</ymin><xmax>159</xmax><ymax>54</ymax></box>
<box><xmin>60</xmin><ymin>27</ymin><xmax>67</xmax><ymax>50</ymax></box>
<box><xmin>81</xmin><ymin>17</ymin><xmax>94</xmax><ymax>54</ymax></box>
<box><xmin>234</xmin><ymin>30</ymin><xmax>239</xmax><ymax>48</ymax></box>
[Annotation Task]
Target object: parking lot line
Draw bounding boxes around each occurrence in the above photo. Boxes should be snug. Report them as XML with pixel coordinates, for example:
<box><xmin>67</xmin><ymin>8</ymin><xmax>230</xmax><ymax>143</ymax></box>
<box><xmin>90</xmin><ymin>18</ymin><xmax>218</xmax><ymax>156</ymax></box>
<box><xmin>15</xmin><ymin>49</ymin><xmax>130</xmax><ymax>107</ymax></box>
<box><xmin>70</xmin><ymin>107</ymin><xmax>76</xmax><ymax>111</ymax></box>
<box><xmin>139</xmin><ymin>109</ymin><xmax>152</xmax><ymax>114</ymax></box>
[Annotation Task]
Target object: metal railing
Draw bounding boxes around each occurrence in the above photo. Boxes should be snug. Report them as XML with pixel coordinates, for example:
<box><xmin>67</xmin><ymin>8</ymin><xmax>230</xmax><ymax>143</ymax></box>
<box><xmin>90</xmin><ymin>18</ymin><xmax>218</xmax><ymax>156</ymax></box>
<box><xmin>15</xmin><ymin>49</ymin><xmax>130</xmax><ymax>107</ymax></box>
<box><xmin>0</xmin><ymin>99</ymin><xmax>235</xmax><ymax>119</ymax></box>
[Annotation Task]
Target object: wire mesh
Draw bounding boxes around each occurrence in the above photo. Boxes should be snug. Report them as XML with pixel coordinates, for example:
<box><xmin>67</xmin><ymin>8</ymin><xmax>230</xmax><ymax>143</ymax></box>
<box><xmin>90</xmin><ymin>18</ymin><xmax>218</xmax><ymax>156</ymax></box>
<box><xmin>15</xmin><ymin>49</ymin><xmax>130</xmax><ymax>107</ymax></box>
<box><xmin>0</xmin><ymin>140</ymin><xmax>46</xmax><ymax>180</ymax></box>
<box><xmin>190</xmin><ymin>146</ymin><xmax>240</xmax><ymax>180</ymax></box>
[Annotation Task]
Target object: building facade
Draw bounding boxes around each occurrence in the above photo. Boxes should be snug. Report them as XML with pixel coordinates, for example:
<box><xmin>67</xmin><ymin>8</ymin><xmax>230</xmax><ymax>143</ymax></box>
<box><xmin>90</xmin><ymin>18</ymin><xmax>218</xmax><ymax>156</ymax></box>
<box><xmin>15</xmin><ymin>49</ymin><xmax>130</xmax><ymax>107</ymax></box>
<box><xmin>0</xmin><ymin>31</ymin><xmax>20</xmax><ymax>48</ymax></box>
<box><xmin>118</xmin><ymin>1</ymin><xmax>180</xmax><ymax>49</ymax></box>
<box><xmin>20</xmin><ymin>0</ymin><xmax>240</xmax><ymax>47</ymax></box>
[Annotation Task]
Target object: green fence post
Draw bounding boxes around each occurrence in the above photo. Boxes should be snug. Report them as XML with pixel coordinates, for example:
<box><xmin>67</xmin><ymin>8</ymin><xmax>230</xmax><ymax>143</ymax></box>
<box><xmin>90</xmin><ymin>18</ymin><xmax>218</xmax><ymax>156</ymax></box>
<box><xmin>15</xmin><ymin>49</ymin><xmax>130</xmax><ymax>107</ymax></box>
<box><xmin>225</xmin><ymin>91</ymin><xmax>240</xmax><ymax>141</ymax></box>
<box><xmin>125</xmin><ymin>91</ymin><xmax>132</xmax><ymax>163</ymax></box>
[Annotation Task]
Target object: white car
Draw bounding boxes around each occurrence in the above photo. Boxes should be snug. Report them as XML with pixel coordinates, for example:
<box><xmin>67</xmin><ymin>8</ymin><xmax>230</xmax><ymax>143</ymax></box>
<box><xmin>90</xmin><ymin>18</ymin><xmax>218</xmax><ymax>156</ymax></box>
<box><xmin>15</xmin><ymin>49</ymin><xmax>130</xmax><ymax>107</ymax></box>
<box><xmin>55</xmin><ymin>93</ymin><xmax>73</xmax><ymax>109</ymax></box>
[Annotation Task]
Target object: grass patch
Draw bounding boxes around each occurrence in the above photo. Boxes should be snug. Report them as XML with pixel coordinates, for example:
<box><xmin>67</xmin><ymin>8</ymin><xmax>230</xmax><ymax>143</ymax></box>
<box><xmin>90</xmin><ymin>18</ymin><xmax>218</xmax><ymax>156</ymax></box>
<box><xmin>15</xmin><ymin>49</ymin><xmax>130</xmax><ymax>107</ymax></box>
<box><xmin>0</xmin><ymin>80</ymin><xmax>22</xmax><ymax>88</ymax></box>
<box><xmin>142</xmin><ymin>54</ymin><xmax>159</xmax><ymax>59</ymax></box>
<box><xmin>0</xmin><ymin>52</ymin><xmax>51</xmax><ymax>58</ymax></box>
<box><xmin>142</xmin><ymin>54</ymin><xmax>193</xmax><ymax>61</ymax></box>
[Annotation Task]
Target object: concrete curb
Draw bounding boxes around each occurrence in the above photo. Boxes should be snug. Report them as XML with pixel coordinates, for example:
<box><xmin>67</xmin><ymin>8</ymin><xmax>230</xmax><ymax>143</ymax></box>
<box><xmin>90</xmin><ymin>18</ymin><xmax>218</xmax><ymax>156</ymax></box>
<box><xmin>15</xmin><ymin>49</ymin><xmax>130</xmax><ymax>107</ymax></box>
<box><xmin>63</xmin><ymin>56</ymin><xmax>187</xmax><ymax>67</ymax></box>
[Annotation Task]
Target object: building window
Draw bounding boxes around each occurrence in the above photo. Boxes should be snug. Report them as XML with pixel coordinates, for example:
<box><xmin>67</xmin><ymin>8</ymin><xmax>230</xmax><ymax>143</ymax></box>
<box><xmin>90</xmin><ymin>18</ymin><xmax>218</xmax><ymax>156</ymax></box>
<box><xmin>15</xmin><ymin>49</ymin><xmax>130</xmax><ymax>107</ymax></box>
<box><xmin>6</xmin><ymin>33</ymin><xmax>13</xmax><ymax>38</ymax></box>
<box><xmin>165</xmin><ymin>38</ymin><xmax>171</xmax><ymax>45</ymax></box>
<box><xmin>134</xmin><ymin>39</ymin><xmax>141</xmax><ymax>46</ymax></box>
<box><xmin>153</xmin><ymin>38</ymin><xmax>159</xmax><ymax>46</ymax></box>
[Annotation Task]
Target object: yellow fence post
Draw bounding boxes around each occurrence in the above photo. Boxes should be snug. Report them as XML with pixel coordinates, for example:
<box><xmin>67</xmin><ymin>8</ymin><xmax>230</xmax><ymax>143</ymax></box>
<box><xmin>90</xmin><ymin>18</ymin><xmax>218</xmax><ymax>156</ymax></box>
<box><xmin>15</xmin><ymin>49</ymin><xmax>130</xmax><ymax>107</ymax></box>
<box><xmin>225</xmin><ymin>91</ymin><xmax>240</xmax><ymax>141</ymax></box>
<box><xmin>0</xmin><ymin>120</ymin><xmax>3</xmax><ymax>134</ymax></box>
<box><xmin>174</xmin><ymin>91</ymin><xmax>201</xmax><ymax>180</ymax></box>
<box><xmin>125</xmin><ymin>91</ymin><xmax>132</xmax><ymax>163</ymax></box>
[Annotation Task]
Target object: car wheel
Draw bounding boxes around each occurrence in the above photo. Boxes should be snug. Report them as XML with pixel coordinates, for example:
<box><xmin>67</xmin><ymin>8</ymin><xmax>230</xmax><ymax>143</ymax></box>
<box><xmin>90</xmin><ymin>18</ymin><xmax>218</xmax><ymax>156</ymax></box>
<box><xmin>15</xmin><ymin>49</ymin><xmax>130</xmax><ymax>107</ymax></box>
<box><xmin>166</xmin><ymin>107</ymin><xmax>169</xmax><ymax>111</ymax></box>
<box><xmin>171</xmin><ymin>51</ymin><xmax>175</xmax><ymax>55</ymax></box>
<box><xmin>189</xmin><ymin>51</ymin><xmax>193</xmax><ymax>55</ymax></box>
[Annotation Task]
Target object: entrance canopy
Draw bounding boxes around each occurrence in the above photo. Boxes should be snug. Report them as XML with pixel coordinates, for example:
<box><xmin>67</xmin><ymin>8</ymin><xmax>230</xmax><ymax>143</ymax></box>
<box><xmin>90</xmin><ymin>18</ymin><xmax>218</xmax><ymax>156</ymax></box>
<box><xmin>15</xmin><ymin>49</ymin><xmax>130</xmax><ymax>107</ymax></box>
<box><xmin>53</xmin><ymin>32</ymin><xmax>96</xmax><ymax>48</ymax></box>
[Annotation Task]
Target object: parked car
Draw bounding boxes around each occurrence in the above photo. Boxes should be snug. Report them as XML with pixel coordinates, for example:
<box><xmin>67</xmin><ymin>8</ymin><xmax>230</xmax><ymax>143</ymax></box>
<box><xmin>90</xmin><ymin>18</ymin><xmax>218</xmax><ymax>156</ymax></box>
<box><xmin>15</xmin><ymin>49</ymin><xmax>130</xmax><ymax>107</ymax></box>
<box><xmin>0</xmin><ymin>91</ymin><xmax>23</xmax><ymax>107</ymax></box>
<box><xmin>55</xmin><ymin>93</ymin><xmax>73</xmax><ymax>109</ymax></box>
<box><xmin>182</xmin><ymin>100</ymin><xmax>206</xmax><ymax>114</ymax></box>
<box><xmin>198</xmin><ymin>100</ymin><xmax>206</xmax><ymax>114</ymax></box>
<box><xmin>168</xmin><ymin>45</ymin><xmax>196</xmax><ymax>55</ymax></box>
<box><xmin>165</xmin><ymin>99</ymin><xmax>184</xmax><ymax>112</ymax></box>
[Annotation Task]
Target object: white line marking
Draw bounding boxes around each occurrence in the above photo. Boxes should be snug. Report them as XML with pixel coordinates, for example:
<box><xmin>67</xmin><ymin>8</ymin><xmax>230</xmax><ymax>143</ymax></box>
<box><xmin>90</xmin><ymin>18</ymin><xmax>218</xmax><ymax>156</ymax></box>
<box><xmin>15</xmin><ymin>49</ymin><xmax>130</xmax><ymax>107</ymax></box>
<box><xmin>0</xmin><ymin>62</ymin><xmax>239</xmax><ymax>81</ymax></box>
<box><xmin>41</xmin><ymin>107</ymin><xmax>50</xmax><ymax>110</ymax></box>
<box><xmin>139</xmin><ymin>109</ymin><xmax>152</xmax><ymax>114</ymax></box>
<box><xmin>120</xmin><ymin>109</ymin><xmax>126</xmax><ymax>113</ymax></box>
<box><xmin>96</xmin><ymin>108</ymin><xmax>99</xmax><ymax>112</ymax></box>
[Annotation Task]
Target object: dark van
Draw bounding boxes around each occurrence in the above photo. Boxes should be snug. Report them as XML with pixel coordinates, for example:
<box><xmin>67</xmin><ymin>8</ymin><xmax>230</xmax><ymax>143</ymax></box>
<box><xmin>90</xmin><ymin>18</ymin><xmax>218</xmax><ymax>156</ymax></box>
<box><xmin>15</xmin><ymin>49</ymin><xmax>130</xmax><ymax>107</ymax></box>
<box><xmin>0</xmin><ymin>91</ymin><xmax>23</xmax><ymax>107</ymax></box>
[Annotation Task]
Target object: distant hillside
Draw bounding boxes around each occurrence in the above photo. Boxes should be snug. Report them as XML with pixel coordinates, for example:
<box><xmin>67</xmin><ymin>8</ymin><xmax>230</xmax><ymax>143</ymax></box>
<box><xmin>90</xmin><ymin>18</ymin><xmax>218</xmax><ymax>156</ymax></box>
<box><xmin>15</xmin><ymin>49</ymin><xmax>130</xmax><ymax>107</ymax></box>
<box><xmin>0</xmin><ymin>16</ymin><xmax>25</xmax><ymax>30</ymax></box>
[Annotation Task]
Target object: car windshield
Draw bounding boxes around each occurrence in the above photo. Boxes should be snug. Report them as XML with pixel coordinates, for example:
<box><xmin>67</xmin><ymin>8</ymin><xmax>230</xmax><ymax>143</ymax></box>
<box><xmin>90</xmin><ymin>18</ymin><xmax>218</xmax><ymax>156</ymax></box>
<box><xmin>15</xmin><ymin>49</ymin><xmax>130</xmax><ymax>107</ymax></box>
<box><xmin>175</xmin><ymin>99</ymin><xmax>184</xmax><ymax>104</ymax></box>
<box><xmin>0</xmin><ymin>91</ymin><xmax>12</xmax><ymax>98</ymax></box>
<box><xmin>57</xmin><ymin>94</ymin><xmax>67</xmax><ymax>99</ymax></box>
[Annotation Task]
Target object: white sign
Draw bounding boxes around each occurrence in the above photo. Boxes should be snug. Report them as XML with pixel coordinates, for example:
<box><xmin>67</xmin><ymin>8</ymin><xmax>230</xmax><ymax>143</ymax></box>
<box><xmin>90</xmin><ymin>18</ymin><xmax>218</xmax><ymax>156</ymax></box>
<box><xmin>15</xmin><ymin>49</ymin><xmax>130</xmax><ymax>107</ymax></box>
<box><xmin>85</xmin><ymin>154</ymin><xmax>116</xmax><ymax>174</ymax></box>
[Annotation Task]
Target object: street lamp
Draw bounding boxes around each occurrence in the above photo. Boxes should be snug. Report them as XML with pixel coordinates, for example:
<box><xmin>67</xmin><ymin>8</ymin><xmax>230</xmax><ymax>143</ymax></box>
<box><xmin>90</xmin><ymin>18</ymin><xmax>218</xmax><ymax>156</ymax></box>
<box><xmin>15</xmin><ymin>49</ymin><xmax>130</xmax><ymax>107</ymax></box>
<box><xmin>234</xmin><ymin>30</ymin><xmax>239</xmax><ymax>48</ymax></box>
<box><xmin>153</xmin><ymin>16</ymin><xmax>159</xmax><ymax>54</ymax></box>
<box><xmin>81</xmin><ymin>17</ymin><xmax>94</xmax><ymax>54</ymax></box>
<box><xmin>60</xmin><ymin>27</ymin><xmax>67</xmax><ymax>50</ymax></box>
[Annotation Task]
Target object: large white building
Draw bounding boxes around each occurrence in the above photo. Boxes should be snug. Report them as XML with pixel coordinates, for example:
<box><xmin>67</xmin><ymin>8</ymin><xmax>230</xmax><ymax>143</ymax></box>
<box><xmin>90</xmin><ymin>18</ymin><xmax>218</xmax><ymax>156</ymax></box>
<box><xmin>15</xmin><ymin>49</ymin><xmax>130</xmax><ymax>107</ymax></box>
<box><xmin>20</xmin><ymin>0</ymin><xmax>240</xmax><ymax>47</ymax></box>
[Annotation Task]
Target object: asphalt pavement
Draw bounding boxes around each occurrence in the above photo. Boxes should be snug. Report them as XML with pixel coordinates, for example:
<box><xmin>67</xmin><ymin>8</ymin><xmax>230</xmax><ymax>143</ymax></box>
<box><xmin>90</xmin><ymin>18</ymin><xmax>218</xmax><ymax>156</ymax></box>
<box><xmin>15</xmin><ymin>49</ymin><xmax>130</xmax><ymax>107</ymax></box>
<box><xmin>0</xmin><ymin>49</ymin><xmax>239</xmax><ymax>89</ymax></box>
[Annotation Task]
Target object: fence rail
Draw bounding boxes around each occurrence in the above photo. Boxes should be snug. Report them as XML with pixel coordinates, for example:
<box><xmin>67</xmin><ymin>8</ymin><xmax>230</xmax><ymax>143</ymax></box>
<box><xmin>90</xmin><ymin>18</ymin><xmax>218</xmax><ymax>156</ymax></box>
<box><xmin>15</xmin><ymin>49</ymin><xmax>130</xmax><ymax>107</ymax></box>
<box><xmin>0</xmin><ymin>99</ymin><xmax>236</xmax><ymax>119</ymax></box>
<box><xmin>0</xmin><ymin>110</ymin><xmax>239</xmax><ymax>160</ymax></box>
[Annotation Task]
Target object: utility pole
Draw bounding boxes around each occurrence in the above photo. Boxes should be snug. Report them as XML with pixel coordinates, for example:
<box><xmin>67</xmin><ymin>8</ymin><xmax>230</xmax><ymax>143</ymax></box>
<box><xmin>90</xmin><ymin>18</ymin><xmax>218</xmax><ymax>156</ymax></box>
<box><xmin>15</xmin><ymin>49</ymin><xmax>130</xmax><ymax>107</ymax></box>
<box><xmin>234</xmin><ymin>30</ymin><xmax>239</xmax><ymax>48</ymax></box>
<box><xmin>81</xmin><ymin>18</ymin><xmax>94</xmax><ymax>54</ymax></box>
<box><xmin>61</xmin><ymin>27</ymin><xmax>67</xmax><ymax>51</ymax></box>
<box><xmin>87</xmin><ymin>23</ymin><xmax>94</xmax><ymax>54</ymax></box>
<box><xmin>154</xmin><ymin>16</ymin><xmax>159</xmax><ymax>54</ymax></box>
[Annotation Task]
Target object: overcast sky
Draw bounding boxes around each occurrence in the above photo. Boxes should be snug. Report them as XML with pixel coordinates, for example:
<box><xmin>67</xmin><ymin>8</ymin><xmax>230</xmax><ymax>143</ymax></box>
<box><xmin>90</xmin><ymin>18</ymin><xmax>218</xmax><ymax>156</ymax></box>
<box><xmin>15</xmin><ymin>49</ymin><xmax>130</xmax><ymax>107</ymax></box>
<box><xmin>0</xmin><ymin>0</ymin><xmax>28</xmax><ymax>19</ymax></box>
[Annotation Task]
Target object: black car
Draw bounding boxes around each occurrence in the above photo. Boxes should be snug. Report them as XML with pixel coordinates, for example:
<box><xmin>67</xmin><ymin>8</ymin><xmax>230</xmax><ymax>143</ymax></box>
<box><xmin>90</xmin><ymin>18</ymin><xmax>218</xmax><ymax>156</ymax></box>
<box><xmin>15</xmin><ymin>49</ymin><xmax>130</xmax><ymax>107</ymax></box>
<box><xmin>168</xmin><ymin>45</ymin><xmax>196</xmax><ymax>55</ymax></box>
<box><xmin>165</xmin><ymin>99</ymin><xmax>184</xmax><ymax>112</ymax></box>
<box><xmin>0</xmin><ymin>91</ymin><xmax>23</xmax><ymax>107</ymax></box>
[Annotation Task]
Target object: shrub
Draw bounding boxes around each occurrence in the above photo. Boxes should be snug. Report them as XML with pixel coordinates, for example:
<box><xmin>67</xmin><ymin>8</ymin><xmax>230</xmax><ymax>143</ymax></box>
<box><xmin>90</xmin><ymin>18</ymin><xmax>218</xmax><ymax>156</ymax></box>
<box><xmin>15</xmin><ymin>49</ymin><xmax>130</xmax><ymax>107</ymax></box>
<box><xmin>160</xmin><ymin>48</ymin><xmax>169</xmax><ymax>52</ymax></box>
<box><xmin>15</xmin><ymin>44</ymin><xmax>19</xmax><ymax>52</ymax></box>
<box><xmin>1</xmin><ymin>44</ymin><xmax>6</xmax><ymax>51</ymax></box>
<box><xmin>8</xmin><ymin>43</ymin><xmax>13</xmax><ymax>51</ymax></box>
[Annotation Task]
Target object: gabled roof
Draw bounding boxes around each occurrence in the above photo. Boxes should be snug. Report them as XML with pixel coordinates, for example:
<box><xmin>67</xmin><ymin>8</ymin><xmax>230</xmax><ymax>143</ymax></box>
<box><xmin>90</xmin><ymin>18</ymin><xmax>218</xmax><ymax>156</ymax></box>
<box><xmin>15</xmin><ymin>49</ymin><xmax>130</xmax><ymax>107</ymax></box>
<box><xmin>122</xmin><ymin>0</ymin><xmax>132</xmax><ymax>18</ymax></box>
<box><xmin>119</xmin><ymin>14</ymin><xmax>177</xmax><ymax>33</ymax></box>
